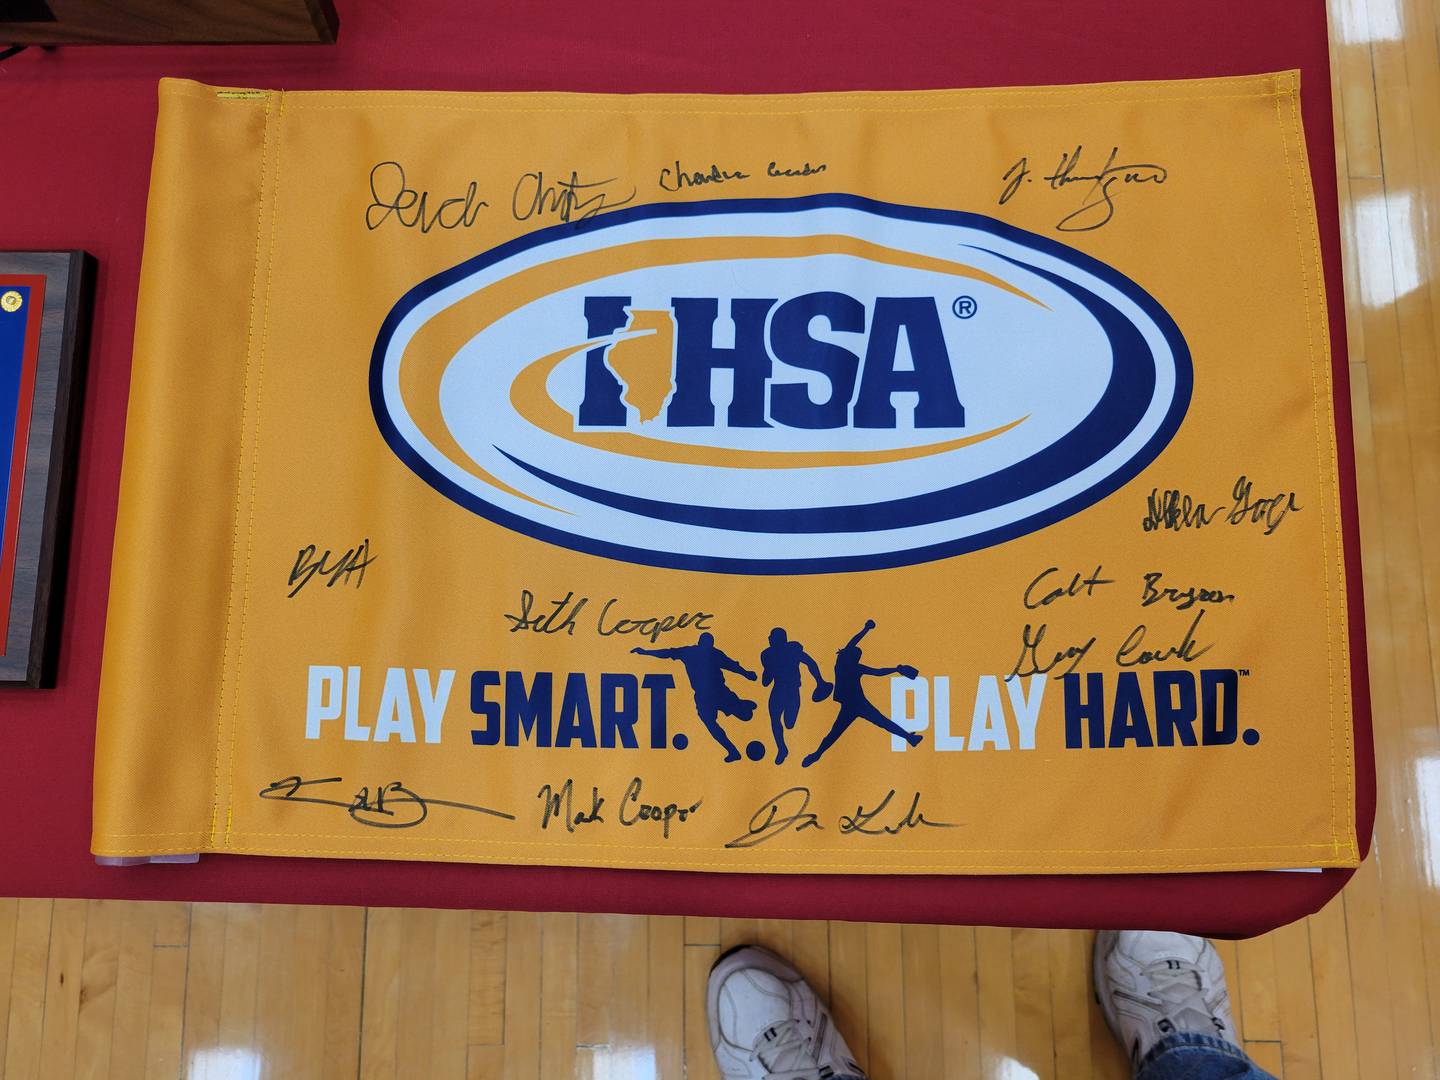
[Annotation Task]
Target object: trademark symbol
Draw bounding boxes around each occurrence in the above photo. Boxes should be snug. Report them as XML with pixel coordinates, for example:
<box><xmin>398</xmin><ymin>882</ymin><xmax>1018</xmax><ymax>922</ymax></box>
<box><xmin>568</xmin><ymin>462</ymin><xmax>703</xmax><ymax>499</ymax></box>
<box><xmin>952</xmin><ymin>295</ymin><xmax>978</xmax><ymax>319</ymax></box>
<box><xmin>1238</xmin><ymin>669</ymin><xmax>1251</xmax><ymax>677</ymax></box>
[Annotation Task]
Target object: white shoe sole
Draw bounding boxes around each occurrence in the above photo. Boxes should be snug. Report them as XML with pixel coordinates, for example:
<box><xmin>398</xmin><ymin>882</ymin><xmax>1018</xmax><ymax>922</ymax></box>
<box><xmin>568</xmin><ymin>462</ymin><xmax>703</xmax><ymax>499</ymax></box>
<box><xmin>1091</xmin><ymin>932</ymin><xmax>1131</xmax><ymax>1060</ymax></box>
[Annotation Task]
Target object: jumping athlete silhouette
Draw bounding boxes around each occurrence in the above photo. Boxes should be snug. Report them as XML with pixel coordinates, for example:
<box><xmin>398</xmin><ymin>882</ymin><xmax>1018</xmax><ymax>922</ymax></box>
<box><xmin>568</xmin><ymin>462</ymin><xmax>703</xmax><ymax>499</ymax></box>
<box><xmin>758</xmin><ymin>628</ymin><xmax>833</xmax><ymax>765</ymax></box>
<box><xmin>632</xmin><ymin>633</ymin><xmax>758</xmax><ymax>762</ymax></box>
<box><xmin>801</xmin><ymin>620</ymin><xmax>922</xmax><ymax>768</ymax></box>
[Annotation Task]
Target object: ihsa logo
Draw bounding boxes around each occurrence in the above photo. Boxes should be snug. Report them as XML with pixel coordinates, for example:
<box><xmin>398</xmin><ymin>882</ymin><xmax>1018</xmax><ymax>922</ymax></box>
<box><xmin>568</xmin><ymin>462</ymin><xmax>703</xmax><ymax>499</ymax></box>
<box><xmin>372</xmin><ymin>195</ymin><xmax>1191</xmax><ymax>573</ymax></box>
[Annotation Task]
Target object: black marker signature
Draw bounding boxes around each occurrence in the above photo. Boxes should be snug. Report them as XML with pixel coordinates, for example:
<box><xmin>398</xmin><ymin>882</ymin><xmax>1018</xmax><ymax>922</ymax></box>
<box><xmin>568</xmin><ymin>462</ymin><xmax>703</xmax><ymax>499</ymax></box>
<box><xmin>1000</xmin><ymin>147</ymin><xmax>1167</xmax><ymax>231</ymax></box>
<box><xmin>1115</xmin><ymin>609</ymin><xmax>1214</xmax><ymax>668</ymax></box>
<box><xmin>1227</xmin><ymin>476</ymin><xmax>1301</xmax><ymax>535</ymax></box>
<box><xmin>259</xmin><ymin>775</ymin><xmax>514</xmax><ymax>829</ymax></box>
<box><xmin>1140</xmin><ymin>571</ymin><xmax>1235</xmax><ymax>612</ymax></box>
<box><xmin>537</xmin><ymin>778</ymin><xmax>606</xmax><ymax>833</ymax></box>
<box><xmin>618</xmin><ymin>776</ymin><xmax>702</xmax><ymax>840</ymax></box>
<box><xmin>837</xmin><ymin>790</ymin><xmax>958</xmax><ymax>835</ymax></box>
<box><xmin>1007</xmin><ymin>622</ymin><xmax>1096</xmax><ymax>679</ymax></box>
<box><xmin>1142</xmin><ymin>489</ymin><xmax>1223</xmax><ymax>533</ymax></box>
<box><xmin>365</xmin><ymin>162</ymin><xmax>488</xmax><ymax>233</ymax></box>
<box><xmin>1143</xmin><ymin>476</ymin><xmax>1301</xmax><ymax>535</ymax></box>
<box><xmin>596</xmin><ymin>597</ymin><xmax>714</xmax><ymax>644</ymax></box>
<box><xmin>659</xmin><ymin>161</ymin><xmax>750</xmax><ymax>191</ymax></box>
<box><xmin>512</xmin><ymin>170</ymin><xmax>636</xmax><ymax>223</ymax></box>
<box><xmin>767</xmin><ymin>160</ymin><xmax>827</xmax><ymax>179</ymax></box>
<box><xmin>1022</xmin><ymin>564</ymin><xmax>1114</xmax><ymax>609</ymax></box>
<box><xmin>288</xmin><ymin>540</ymin><xmax>375</xmax><ymax>598</ymax></box>
<box><xmin>536</xmin><ymin>777</ymin><xmax>700</xmax><ymax>840</ymax></box>
<box><xmin>724</xmin><ymin>786</ymin><xmax>823</xmax><ymax>849</ymax></box>
<box><xmin>504</xmin><ymin>589</ymin><xmax>587</xmax><ymax>635</ymax></box>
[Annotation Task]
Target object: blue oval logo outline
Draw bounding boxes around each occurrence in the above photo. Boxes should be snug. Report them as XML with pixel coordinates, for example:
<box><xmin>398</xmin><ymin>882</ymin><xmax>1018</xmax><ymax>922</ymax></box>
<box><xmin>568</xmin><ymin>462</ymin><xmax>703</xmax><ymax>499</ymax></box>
<box><xmin>371</xmin><ymin>193</ymin><xmax>1192</xmax><ymax>575</ymax></box>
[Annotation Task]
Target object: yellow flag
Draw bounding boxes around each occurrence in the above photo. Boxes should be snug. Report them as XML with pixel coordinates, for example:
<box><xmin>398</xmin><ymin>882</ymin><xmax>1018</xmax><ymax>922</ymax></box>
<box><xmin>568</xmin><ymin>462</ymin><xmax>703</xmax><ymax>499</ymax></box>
<box><xmin>93</xmin><ymin>74</ymin><xmax>1358</xmax><ymax>874</ymax></box>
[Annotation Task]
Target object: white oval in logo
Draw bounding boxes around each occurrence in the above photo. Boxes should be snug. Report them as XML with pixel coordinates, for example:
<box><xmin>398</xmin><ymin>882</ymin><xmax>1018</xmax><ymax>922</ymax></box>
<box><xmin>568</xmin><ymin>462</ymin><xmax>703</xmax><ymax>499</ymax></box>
<box><xmin>372</xmin><ymin>195</ymin><xmax>1190</xmax><ymax>572</ymax></box>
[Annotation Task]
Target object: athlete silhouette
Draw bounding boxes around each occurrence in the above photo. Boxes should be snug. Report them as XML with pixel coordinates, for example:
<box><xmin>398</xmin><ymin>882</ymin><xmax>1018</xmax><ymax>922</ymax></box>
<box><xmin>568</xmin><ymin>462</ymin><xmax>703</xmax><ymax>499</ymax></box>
<box><xmin>632</xmin><ymin>632</ymin><xmax>758</xmax><ymax>762</ymax></box>
<box><xmin>759</xmin><ymin>628</ymin><xmax>833</xmax><ymax>765</ymax></box>
<box><xmin>801</xmin><ymin>620</ymin><xmax>922</xmax><ymax>768</ymax></box>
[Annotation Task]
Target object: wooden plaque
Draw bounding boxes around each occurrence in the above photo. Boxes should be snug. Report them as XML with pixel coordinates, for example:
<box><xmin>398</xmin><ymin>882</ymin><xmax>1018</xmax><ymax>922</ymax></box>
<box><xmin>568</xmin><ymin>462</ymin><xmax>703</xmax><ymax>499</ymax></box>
<box><xmin>0</xmin><ymin>252</ymin><xmax>93</xmax><ymax>687</ymax></box>
<box><xmin>0</xmin><ymin>1</ymin><xmax>338</xmax><ymax>45</ymax></box>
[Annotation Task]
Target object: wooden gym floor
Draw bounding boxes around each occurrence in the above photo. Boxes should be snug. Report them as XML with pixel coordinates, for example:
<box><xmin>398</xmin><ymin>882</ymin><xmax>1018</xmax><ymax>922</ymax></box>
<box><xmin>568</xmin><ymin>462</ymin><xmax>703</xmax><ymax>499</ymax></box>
<box><xmin>3</xmin><ymin>0</ymin><xmax>1440</xmax><ymax>1074</ymax></box>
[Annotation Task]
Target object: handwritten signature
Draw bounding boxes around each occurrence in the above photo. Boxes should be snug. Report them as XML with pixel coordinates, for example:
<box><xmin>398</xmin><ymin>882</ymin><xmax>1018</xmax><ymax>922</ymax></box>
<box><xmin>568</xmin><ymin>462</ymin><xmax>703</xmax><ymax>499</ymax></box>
<box><xmin>1007</xmin><ymin>622</ymin><xmax>1097</xmax><ymax>679</ymax></box>
<box><xmin>724</xmin><ymin>786</ymin><xmax>956</xmax><ymax>848</ymax></box>
<box><xmin>288</xmin><ymin>539</ymin><xmax>375</xmax><ymax>598</ymax></box>
<box><xmin>504</xmin><ymin>589</ymin><xmax>587</xmax><ymax>635</ymax></box>
<box><xmin>537</xmin><ymin>777</ymin><xmax>701</xmax><ymax>840</ymax></box>
<box><xmin>512</xmin><ymin>170</ymin><xmax>636</xmax><ymax>224</ymax></box>
<box><xmin>659</xmin><ymin>161</ymin><xmax>750</xmax><ymax>192</ymax></box>
<box><xmin>1000</xmin><ymin>146</ymin><xmax>1168</xmax><ymax>231</ymax></box>
<box><xmin>1140</xmin><ymin>571</ymin><xmax>1235</xmax><ymax>612</ymax></box>
<box><xmin>1142</xmin><ymin>476</ymin><xmax>1302</xmax><ymax>535</ymax></box>
<box><xmin>537</xmin><ymin>778</ymin><xmax>607</xmax><ymax>832</ymax></box>
<box><xmin>1023</xmin><ymin>564</ymin><xmax>1114</xmax><ymax>610</ymax></box>
<box><xmin>503</xmin><ymin>587</ymin><xmax>715</xmax><ymax>644</ymax></box>
<box><xmin>1008</xmin><ymin>609</ymin><xmax>1215</xmax><ymax>679</ymax></box>
<box><xmin>656</xmin><ymin>159</ymin><xmax>827</xmax><ymax>192</ymax></box>
<box><xmin>365</xmin><ymin>161</ymin><xmax>488</xmax><ymax>233</ymax></box>
<box><xmin>837</xmin><ymin>790</ymin><xmax>959</xmax><ymax>835</ymax></box>
<box><xmin>767</xmin><ymin>160</ymin><xmax>827</xmax><ymax>179</ymax></box>
<box><xmin>1115</xmin><ymin>609</ymin><xmax>1214</xmax><ymax>667</ymax></box>
<box><xmin>259</xmin><ymin>775</ymin><xmax>514</xmax><ymax>829</ymax></box>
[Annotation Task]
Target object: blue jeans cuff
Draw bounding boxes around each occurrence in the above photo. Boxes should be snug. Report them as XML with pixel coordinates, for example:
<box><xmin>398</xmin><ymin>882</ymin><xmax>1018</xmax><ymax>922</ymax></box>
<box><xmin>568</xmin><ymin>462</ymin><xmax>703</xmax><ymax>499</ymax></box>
<box><xmin>1136</xmin><ymin>1032</ymin><xmax>1276</xmax><ymax>1080</ymax></box>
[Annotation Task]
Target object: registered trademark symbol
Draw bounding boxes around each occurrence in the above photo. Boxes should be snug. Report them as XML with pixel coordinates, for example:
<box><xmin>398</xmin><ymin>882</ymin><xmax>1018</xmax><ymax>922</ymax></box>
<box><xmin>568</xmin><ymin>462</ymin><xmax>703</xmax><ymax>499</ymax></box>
<box><xmin>952</xmin><ymin>295</ymin><xmax>977</xmax><ymax>319</ymax></box>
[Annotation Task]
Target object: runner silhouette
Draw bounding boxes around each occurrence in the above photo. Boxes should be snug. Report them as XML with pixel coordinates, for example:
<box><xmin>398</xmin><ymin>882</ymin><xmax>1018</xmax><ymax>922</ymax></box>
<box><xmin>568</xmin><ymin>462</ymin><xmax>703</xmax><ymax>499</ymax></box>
<box><xmin>632</xmin><ymin>632</ymin><xmax>758</xmax><ymax>762</ymax></box>
<box><xmin>801</xmin><ymin>620</ymin><xmax>922</xmax><ymax>768</ymax></box>
<box><xmin>759</xmin><ymin>628</ymin><xmax>833</xmax><ymax>765</ymax></box>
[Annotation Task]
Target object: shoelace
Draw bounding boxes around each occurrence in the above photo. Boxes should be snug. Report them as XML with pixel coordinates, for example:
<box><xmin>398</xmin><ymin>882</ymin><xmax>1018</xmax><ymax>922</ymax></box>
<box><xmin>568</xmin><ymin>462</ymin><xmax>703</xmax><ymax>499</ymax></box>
<box><xmin>753</xmin><ymin>1018</ymin><xmax>823</xmax><ymax>1080</ymax></box>
<box><xmin>1141</xmin><ymin>962</ymin><xmax>1222</xmax><ymax>1035</ymax></box>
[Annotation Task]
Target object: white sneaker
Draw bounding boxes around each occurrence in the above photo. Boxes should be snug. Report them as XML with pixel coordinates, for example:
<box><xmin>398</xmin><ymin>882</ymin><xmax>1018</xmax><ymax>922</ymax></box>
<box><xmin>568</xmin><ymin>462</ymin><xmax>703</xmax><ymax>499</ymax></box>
<box><xmin>707</xmin><ymin>945</ymin><xmax>866</xmax><ymax>1080</ymax></box>
<box><xmin>1093</xmin><ymin>931</ymin><xmax>1239</xmax><ymax>1068</ymax></box>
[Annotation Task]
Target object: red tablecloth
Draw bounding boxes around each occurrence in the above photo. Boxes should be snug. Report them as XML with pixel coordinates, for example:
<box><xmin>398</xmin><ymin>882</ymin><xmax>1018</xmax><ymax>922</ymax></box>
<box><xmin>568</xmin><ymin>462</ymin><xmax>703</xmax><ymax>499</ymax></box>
<box><xmin>0</xmin><ymin>0</ymin><xmax>1374</xmax><ymax>935</ymax></box>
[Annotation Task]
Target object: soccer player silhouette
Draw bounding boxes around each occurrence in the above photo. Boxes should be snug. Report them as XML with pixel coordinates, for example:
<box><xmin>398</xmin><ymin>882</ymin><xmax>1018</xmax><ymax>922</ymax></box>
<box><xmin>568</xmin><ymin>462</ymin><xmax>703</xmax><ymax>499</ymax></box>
<box><xmin>801</xmin><ymin>620</ymin><xmax>922</xmax><ymax>768</ymax></box>
<box><xmin>632</xmin><ymin>633</ymin><xmax>758</xmax><ymax>762</ymax></box>
<box><xmin>759</xmin><ymin>628</ymin><xmax>833</xmax><ymax>765</ymax></box>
